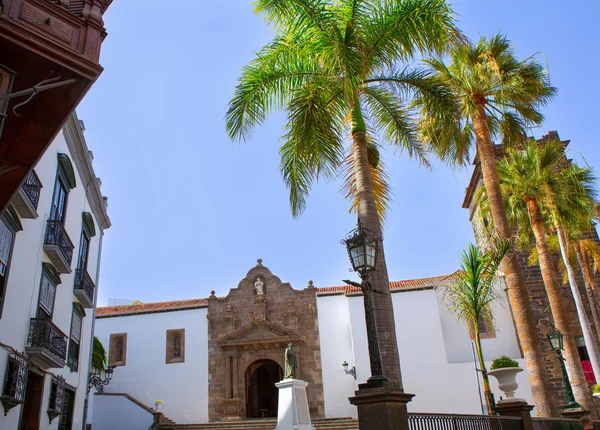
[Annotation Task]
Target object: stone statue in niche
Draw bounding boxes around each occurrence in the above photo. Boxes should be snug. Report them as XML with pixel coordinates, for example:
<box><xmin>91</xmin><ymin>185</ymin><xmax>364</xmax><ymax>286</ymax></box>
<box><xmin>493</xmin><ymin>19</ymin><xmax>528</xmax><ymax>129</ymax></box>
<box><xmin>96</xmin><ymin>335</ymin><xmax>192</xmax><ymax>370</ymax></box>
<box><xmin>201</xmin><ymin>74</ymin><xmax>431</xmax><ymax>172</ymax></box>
<box><xmin>254</xmin><ymin>277</ymin><xmax>265</xmax><ymax>295</ymax></box>
<box><xmin>284</xmin><ymin>343</ymin><xmax>297</xmax><ymax>379</ymax></box>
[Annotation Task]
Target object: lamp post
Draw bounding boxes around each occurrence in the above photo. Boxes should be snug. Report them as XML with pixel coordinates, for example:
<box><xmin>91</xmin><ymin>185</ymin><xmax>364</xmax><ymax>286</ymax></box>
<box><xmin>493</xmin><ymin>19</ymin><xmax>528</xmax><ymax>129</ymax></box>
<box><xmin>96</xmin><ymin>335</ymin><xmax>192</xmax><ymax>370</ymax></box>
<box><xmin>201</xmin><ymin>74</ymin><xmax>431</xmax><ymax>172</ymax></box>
<box><xmin>342</xmin><ymin>361</ymin><xmax>357</xmax><ymax>380</ymax></box>
<box><xmin>88</xmin><ymin>366</ymin><xmax>116</xmax><ymax>393</ymax></box>
<box><xmin>546</xmin><ymin>324</ymin><xmax>580</xmax><ymax>410</ymax></box>
<box><xmin>342</xmin><ymin>219</ymin><xmax>388</xmax><ymax>384</ymax></box>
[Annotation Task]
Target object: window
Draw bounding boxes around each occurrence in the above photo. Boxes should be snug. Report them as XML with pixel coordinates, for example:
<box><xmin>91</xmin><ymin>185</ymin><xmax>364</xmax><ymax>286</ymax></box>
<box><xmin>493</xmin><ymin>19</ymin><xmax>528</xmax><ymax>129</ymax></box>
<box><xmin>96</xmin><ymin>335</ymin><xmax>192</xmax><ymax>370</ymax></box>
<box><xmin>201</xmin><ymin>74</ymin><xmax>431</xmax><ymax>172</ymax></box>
<box><xmin>0</xmin><ymin>351</ymin><xmax>28</xmax><ymax>414</ymax></box>
<box><xmin>68</xmin><ymin>305</ymin><xmax>85</xmax><ymax>372</ymax></box>
<box><xmin>77</xmin><ymin>213</ymin><xmax>96</xmax><ymax>271</ymax></box>
<box><xmin>109</xmin><ymin>333</ymin><xmax>127</xmax><ymax>367</ymax></box>
<box><xmin>469</xmin><ymin>312</ymin><xmax>496</xmax><ymax>340</ymax></box>
<box><xmin>37</xmin><ymin>264</ymin><xmax>61</xmax><ymax>320</ymax></box>
<box><xmin>0</xmin><ymin>208</ymin><xmax>21</xmax><ymax>318</ymax></box>
<box><xmin>166</xmin><ymin>329</ymin><xmax>185</xmax><ymax>364</ymax></box>
<box><xmin>58</xmin><ymin>387</ymin><xmax>75</xmax><ymax>430</ymax></box>
<box><xmin>47</xmin><ymin>376</ymin><xmax>65</xmax><ymax>423</ymax></box>
<box><xmin>50</xmin><ymin>154</ymin><xmax>77</xmax><ymax>224</ymax></box>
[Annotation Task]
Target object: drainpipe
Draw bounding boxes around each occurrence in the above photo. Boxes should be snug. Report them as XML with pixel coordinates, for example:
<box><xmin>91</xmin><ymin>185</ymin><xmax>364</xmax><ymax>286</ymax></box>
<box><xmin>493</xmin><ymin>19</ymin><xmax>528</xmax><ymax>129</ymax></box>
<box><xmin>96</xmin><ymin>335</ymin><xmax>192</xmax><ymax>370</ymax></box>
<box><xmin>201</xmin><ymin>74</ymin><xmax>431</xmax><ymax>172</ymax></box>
<box><xmin>81</xmin><ymin>228</ymin><xmax>104</xmax><ymax>430</ymax></box>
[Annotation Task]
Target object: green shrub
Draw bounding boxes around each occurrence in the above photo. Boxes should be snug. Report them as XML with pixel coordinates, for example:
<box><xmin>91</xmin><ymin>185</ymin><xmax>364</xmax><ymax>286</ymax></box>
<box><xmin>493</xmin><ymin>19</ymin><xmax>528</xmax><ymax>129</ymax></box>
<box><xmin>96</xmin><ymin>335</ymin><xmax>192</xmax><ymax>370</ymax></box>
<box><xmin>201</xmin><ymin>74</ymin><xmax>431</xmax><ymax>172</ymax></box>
<box><xmin>491</xmin><ymin>356</ymin><xmax>520</xmax><ymax>370</ymax></box>
<box><xmin>592</xmin><ymin>384</ymin><xmax>600</xmax><ymax>394</ymax></box>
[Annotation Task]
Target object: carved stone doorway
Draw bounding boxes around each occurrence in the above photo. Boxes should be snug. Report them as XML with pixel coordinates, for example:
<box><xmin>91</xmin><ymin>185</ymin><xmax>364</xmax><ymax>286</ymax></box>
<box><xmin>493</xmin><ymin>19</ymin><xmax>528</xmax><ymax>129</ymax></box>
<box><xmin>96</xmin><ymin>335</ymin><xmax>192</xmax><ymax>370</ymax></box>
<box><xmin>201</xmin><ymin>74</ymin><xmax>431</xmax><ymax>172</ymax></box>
<box><xmin>246</xmin><ymin>359</ymin><xmax>282</xmax><ymax>418</ymax></box>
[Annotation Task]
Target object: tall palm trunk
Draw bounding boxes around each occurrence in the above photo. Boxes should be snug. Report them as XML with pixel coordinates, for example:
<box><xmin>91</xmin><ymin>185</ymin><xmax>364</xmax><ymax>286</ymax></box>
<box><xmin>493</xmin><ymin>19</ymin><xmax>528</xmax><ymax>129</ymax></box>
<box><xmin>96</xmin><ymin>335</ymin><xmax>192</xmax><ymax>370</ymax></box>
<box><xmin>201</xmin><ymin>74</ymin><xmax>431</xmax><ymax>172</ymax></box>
<box><xmin>471</xmin><ymin>106</ymin><xmax>558</xmax><ymax>416</ymax></box>
<box><xmin>474</xmin><ymin>326</ymin><xmax>494</xmax><ymax>414</ymax></box>
<box><xmin>576</xmin><ymin>244</ymin><xmax>600</xmax><ymax>343</ymax></box>
<box><xmin>555</xmin><ymin>224</ymin><xmax>600</xmax><ymax>385</ymax></box>
<box><xmin>526</xmin><ymin>199</ymin><xmax>597</xmax><ymax>416</ymax></box>
<box><xmin>351</xmin><ymin>103</ymin><xmax>402</xmax><ymax>385</ymax></box>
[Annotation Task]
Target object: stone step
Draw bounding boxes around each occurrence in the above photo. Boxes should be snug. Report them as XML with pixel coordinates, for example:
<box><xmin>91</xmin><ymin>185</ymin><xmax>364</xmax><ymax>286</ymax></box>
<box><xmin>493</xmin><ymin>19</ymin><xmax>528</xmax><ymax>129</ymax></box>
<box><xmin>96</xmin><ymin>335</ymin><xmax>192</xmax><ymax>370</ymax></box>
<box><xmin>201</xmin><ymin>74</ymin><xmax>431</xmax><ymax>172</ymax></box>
<box><xmin>161</xmin><ymin>417</ymin><xmax>359</xmax><ymax>430</ymax></box>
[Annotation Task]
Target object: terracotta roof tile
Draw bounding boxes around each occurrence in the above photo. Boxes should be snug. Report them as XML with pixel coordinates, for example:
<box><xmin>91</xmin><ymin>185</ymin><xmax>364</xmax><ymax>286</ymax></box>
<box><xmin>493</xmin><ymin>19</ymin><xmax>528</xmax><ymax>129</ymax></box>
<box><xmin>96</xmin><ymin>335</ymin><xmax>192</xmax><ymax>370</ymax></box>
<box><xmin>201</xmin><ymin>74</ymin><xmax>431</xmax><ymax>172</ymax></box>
<box><xmin>315</xmin><ymin>271</ymin><xmax>461</xmax><ymax>295</ymax></box>
<box><xmin>95</xmin><ymin>272</ymin><xmax>460</xmax><ymax>317</ymax></box>
<box><xmin>96</xmin><ymin>298</ymin><xmax>208</xmax><ymax>317</ymax></box>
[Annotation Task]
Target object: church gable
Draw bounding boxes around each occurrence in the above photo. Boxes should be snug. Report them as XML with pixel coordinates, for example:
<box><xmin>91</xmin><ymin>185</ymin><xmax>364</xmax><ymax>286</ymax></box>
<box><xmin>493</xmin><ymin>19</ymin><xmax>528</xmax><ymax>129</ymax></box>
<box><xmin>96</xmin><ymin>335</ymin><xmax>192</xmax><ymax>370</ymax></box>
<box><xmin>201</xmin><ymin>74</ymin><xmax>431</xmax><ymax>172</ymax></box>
<box><xmin>216</xmin><ymin>319</ymin><xmax>306</xmax><ymax>348</ymax></box>
<box><xmin>206</xmin><ymin>259</ymin><xmax>324</xmax><ymax>422</ymax></box>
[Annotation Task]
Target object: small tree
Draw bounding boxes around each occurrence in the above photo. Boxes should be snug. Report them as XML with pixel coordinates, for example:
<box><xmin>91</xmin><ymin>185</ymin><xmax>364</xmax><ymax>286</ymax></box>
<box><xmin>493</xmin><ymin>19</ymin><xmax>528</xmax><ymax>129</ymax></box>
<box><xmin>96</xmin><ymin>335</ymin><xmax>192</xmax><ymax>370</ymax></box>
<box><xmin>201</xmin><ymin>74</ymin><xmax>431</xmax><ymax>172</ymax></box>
<box><xmin>439</xmin><ymin>240</ymin><xmax>510</xmax><ymax>414</ymax></box>
<box><xmin>92</xmin><ymin>336</ymin><xmax>107</xmax><ymax>372</ymax></box>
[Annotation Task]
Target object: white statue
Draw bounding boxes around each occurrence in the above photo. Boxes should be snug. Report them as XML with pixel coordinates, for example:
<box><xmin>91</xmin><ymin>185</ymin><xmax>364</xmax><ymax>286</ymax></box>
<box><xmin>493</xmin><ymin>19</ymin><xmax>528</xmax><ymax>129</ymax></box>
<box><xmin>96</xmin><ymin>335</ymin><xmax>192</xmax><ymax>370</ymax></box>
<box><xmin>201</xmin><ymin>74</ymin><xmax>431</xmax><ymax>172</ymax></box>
<box><xmin>254</xmin><ymin>277</ymin><xmax>264</xmax><ymax>295</ymax></box>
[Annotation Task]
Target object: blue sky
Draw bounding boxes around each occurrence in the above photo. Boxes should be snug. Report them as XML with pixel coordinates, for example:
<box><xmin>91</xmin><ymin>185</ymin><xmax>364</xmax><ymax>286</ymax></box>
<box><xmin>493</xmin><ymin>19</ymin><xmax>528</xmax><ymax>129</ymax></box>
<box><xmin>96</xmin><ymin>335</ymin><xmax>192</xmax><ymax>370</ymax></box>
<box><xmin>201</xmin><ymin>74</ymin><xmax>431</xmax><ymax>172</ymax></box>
<box><xmin>78</xmin><ymin>0</ymin><xmax>600</xmax><ymax>305</ymax></box>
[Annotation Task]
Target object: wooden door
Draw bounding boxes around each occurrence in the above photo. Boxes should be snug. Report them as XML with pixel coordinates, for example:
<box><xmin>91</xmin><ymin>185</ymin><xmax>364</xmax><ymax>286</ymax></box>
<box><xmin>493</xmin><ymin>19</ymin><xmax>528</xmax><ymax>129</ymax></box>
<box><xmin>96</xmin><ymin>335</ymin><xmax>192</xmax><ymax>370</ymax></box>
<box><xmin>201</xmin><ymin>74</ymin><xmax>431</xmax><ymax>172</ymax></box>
<box><xmin>19</xmin><ymin>371</ymin><xmax>44</xmax><ymax>430</ymax></box>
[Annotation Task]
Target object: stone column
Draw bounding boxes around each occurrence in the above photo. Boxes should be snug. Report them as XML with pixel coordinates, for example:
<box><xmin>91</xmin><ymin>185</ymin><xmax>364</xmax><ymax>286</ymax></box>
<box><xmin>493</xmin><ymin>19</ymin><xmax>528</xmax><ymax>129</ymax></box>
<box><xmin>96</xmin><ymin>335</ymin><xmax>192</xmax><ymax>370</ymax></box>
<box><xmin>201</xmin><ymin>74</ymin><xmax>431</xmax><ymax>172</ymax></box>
<box><xmin>348</xmin><ymin>381</ymin><xmax>414</xmax><ymax>430</ymax></box>
<box><xmin>225</xmin><ymin>355</ymin><xmax>232</xmax><ymax>399</ymax></box>
<box><xmin>254</xmin><ymin>295</ymin><xmax>267</xmax><ymax>320</ymax></box>
<box><xmin>232</xmin><ymin>354</ymin><xmax>239</xmax><ymax>398</ymax></box>
<box><xmin>495</xmin><ymin>401</ymin><xmax>534</xmax><ymax>430</ymax></box>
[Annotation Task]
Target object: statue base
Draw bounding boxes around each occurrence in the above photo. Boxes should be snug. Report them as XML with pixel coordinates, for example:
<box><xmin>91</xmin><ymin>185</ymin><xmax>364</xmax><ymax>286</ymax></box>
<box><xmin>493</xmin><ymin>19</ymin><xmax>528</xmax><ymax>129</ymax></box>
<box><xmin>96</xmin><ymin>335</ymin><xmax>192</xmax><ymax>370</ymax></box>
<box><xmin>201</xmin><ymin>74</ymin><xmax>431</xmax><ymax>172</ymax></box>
<box><xmin>348</xmin><ymin>381</ymin><xmax>414</xmax><ymax>430</ymax></box>
<box><xmin>275</xmin><ymin>379</ymin><xmax>315</xmax><ymax>430</ymax></box>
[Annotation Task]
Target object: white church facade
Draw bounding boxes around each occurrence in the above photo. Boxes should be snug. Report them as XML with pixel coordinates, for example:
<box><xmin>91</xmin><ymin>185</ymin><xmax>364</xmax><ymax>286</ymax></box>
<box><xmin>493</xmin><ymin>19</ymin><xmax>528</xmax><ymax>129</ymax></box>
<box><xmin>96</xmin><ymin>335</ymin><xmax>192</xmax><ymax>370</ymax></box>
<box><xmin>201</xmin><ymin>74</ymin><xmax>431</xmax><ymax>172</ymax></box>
<box><xmin>91</xmin><ymin>260</ymin><xmax>534</xmax><ymax>428</ymax></box>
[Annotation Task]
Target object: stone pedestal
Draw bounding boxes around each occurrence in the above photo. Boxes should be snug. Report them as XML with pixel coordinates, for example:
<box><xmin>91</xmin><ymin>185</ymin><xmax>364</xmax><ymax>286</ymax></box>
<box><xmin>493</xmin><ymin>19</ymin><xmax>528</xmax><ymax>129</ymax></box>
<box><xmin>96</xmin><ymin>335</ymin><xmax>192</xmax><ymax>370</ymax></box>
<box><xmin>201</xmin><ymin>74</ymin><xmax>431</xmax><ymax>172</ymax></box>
<box><xmin>495</xmin><ymin>400</ymin><xmax>534</xmax><ymax>430</ymax></box>
<box><xmin>275</xmin><ymin>379</ymin><xmax>315</xmax><ymax>430</ymax></box>
<box><xmin>561</xmin><ymin>407</ymin><xmax>588</xmax><ymax>420</ymax></box>
<box><xmin>348</xmin><ymin>381</ymin><xmax>414</xmax><ymax>430</ymax></box>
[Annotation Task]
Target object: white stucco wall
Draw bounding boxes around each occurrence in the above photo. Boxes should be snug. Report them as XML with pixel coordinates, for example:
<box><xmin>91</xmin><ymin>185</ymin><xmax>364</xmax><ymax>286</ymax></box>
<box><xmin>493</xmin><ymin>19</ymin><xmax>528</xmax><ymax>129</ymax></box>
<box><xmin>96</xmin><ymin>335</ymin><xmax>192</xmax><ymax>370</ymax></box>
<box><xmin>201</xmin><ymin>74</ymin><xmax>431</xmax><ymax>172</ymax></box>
<box><xmin>317</xmin><ymin>286</ymin><xmax>535</xmax><ymax>417</ymax></box>
<box><xmin>0</xmin><ymin>126</ymin><xmax>105</xmax><ymax>429</ymax></box>
<box><xmin>93</xmin><ymin>307</ymin><xmax>209</xmax><ymax>425</ymax></box>
<box><xmin>92</xmin><ymin>394</ymin><xmax>154</xmax><ymax>430</ymax></box>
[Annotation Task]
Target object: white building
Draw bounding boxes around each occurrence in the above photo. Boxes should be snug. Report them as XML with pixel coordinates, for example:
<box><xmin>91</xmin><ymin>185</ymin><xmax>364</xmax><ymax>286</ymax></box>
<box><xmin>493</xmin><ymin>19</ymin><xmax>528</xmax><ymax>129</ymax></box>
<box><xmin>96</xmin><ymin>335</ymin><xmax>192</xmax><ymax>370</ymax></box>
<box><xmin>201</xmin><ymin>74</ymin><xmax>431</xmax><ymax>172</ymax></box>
<box><xmin>0</xmin><ymin>112</ymin><xmax>110</xmax><ymax>430</ymax></box>
<box><xmin>91</xmin><ymin>262</ymin><xmax>534</xmax><ymax>429</ymax></box>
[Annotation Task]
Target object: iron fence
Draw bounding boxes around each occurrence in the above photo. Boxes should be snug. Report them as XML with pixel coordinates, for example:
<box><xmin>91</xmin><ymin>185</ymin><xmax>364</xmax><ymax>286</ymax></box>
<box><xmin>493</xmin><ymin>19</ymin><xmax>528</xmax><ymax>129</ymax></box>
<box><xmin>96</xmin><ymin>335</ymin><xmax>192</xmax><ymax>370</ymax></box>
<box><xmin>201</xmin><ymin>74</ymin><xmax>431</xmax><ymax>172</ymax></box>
<box><xmin>74</xmin><ymin>268</ymin><xmax>95</xmax><ymax>304</ymax></box>
<box><xmin>27</xmin><ymin>318</ymin><xmax>67</xmax><ymax>361</ymax></box>
<box><xmin>408</xmin><ymin>413</ymin><xmax>524</xmax><ymax>430</ymax></box>
<box><xmin>44</xmin><ymin>220</ymin><xmax>74</xmax><ymax>266</ymax></box>
<box><xmin>20</xmin><ymin>171</ymin><xmax>42</xmax><ymax>210</ymax></box>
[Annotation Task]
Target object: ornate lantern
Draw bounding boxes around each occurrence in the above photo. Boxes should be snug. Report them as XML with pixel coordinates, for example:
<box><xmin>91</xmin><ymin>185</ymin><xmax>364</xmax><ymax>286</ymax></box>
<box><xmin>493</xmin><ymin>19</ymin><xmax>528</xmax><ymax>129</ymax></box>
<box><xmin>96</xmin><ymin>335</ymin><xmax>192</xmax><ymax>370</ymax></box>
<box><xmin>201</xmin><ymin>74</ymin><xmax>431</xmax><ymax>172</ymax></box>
<box><xmin>342</xmin><ymin>220</ymin><xmax>379</xmax><ymax>276</ymax></box>
<box><xmin>546</xmin><ymin>323</ymin><xmax>564</xmax><ymax>351</ymax></box>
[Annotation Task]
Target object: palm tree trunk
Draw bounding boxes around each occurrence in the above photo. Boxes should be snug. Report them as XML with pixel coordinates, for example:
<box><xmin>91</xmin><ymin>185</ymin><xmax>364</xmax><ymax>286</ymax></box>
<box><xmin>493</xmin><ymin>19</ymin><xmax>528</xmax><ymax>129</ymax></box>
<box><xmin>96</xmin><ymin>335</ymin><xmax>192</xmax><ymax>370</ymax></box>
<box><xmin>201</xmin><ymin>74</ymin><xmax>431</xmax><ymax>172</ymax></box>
<box><xmin>471</xmin><ymin>106</ymin><xmax>558</xmax><ymax>416</ymax></box>
<box><xmin>556</xmin><ymin>225</ymin><xmax>600</xmax><ymax>384</ymax></box>
<box><xmin>475</xmin><ymin>326</ymin><xmax>494</xmax><ymax>414</ymax></box>
<box><xmin>526</xmin><ymin>199</ymin><xmax>597</xmax><ymax>416</ymax></box>
<box><xmin>576</xmin><ymin>244</ymin><xmax>600</xmax><ymax>345</ymax></box>
<box><xmin>352</xmin><ymin>103</ymin><xmax>402</xmax><ymax>385</ymax></box>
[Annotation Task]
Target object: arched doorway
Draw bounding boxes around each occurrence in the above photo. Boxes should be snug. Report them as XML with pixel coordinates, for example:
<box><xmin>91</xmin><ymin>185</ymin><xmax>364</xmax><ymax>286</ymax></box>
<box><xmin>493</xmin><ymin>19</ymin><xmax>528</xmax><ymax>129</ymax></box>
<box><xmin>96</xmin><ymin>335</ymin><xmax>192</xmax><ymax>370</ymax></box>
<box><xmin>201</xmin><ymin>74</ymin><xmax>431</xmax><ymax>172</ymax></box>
<box><xmin>246</xmin><ymin>359</ymin><xmax>282</xmax><ymax>418</ymax></box>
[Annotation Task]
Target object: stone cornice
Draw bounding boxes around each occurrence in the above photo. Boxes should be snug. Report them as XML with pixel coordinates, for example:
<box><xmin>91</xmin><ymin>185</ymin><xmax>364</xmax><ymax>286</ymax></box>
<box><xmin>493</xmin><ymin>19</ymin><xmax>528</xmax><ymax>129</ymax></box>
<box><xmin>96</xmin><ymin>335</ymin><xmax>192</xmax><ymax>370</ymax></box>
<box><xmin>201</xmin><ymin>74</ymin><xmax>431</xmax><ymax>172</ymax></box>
<box><xmin>63</xmin><ymin>112</ymin><xmax>111</xmax><ymax>230</ymax></box>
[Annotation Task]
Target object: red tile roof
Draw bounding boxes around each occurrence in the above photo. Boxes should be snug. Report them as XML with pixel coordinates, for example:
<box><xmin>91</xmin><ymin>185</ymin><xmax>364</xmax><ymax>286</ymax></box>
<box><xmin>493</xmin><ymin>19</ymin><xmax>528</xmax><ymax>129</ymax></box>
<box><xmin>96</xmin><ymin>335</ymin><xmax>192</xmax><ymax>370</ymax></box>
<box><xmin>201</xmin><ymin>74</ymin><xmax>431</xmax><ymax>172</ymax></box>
<box><xmin>316</xmin><ymin>271</ymin><xmax>461</xmax><ymax>295</ymax></box>
<box><xmin>96</xmin><ymin>272</ymin><xmax>460</xmax><ymax>318</ymax></box>
<box><xmin>96</xmin><ymin>298</ymin><xmax>208</xmax><ymax>318</ymax></box>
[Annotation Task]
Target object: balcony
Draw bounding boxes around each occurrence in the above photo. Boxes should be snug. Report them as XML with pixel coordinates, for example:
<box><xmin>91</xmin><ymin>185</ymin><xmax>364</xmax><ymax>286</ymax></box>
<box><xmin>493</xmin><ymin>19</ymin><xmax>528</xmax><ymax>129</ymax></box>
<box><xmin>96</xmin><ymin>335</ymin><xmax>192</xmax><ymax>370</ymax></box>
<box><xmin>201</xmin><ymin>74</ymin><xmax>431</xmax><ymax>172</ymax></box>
<box><xmin>43</xmin><ymin>220</ymin><xmax>74</xmax><ymax>273</ymax></box>
<box><xmin>26</xmin><ymin>318</ymin><xmax>67</xmax><ymax>369</ymax></box>
<box><xmin>11</xmin><ymin>171</ymin><xmax>42</xmax><ymax>219</ymax></box>
<box><xmin>74</xmin><ymin>269</ymin><xmax>95</xmax><ymax>308</ymax></box>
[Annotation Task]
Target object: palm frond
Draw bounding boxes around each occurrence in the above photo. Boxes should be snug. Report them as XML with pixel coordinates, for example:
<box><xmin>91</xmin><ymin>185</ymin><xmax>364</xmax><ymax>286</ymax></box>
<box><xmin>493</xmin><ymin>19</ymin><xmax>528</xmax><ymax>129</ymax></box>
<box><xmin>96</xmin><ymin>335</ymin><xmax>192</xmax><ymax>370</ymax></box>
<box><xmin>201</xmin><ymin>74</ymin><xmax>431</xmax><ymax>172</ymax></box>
<box><xmin>92</xmin><ymin>336</ymin><xmax>107</xmax><ymax>371</ymax></box>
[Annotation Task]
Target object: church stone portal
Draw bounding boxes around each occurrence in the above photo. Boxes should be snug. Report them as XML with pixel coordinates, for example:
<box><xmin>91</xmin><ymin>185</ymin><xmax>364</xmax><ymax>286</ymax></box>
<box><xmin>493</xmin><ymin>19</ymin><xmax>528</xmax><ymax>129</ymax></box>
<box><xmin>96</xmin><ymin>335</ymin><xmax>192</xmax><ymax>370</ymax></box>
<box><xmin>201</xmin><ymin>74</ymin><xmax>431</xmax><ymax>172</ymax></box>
<box><xmin>207</xmin><ymin>260</ymin><xmax>325</xmax><ymax>422</ymax></box>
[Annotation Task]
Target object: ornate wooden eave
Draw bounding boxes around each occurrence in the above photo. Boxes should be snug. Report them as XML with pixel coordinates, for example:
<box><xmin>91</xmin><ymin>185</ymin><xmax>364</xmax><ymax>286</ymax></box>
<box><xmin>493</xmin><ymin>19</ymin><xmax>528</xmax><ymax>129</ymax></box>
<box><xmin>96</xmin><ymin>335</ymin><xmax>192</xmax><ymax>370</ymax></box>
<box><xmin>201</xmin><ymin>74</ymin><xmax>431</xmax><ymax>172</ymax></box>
<box><xmin>0</xmin><ymin>0</ymin><xmax>112</xmax><ymax>212</ymax></box>
<box><xmin>215</xmin><ymin>319</ymin><xmax>306</xmax><ymax>351</ymax></box>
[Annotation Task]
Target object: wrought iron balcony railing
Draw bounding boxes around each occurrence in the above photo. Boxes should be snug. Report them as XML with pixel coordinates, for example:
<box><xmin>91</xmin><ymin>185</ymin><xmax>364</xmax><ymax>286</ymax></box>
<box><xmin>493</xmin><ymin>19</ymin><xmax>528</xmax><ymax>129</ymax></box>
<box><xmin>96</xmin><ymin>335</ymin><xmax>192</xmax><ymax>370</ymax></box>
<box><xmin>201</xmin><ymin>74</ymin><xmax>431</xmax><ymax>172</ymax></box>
<box><xmin>27</xmin><ymin>319</ymin><xmax>67</xmax><ymax>367</ymax></box>
<box><xmin>74</xmin><ymin>269</ymin><xmax>95</xmax><ymax>308</ymax></box>
<box><xmin>44</xmin><ymin>220</ymin><xmax>74</xmax><ymax>273</ymax></box>
<box><xmin>20</xmin><ymin>171</ymin><xmax>42</xmax><ymax>210</ymax></box>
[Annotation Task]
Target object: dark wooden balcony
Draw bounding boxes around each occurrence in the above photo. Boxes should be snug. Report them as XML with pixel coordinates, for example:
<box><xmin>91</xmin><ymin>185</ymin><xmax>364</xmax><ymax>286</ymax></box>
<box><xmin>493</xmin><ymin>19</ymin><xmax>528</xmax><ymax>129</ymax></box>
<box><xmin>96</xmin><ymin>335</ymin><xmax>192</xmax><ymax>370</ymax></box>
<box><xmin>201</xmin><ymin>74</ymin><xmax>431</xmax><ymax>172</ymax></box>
<box><xmin>11</xmin><ymin>170</ymin><xmax>42</xmax><ymax>219</ymax></box>
<box><xmin>0</xmin><ymin>0</ymin><xmax>113</xmax><ymax>213</ymax></box>
<box><xmin>43</xmin><ymin>220</ymin><xmax>74</xmax><ymax>273</ymax></box>
<box><xmin>74</xmin><ymin>268</ymin><xmax>95</xmax><ymax>308</ymax></box>
<box><xmin>26</xmin><ymin>318</ymin><xmax>67</xmax><ymax>369</ymax></box>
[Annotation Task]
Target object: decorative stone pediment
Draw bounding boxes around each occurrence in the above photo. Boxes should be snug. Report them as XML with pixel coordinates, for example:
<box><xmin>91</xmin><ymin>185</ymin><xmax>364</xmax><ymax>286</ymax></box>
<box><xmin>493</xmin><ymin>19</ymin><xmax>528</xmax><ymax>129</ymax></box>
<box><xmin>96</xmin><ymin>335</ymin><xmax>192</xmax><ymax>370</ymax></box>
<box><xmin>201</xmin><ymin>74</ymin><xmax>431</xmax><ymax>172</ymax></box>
<box><xmin>216</xmin><ymin>318</ymin><xmax>306</xmax><ymax>350</ymax></box>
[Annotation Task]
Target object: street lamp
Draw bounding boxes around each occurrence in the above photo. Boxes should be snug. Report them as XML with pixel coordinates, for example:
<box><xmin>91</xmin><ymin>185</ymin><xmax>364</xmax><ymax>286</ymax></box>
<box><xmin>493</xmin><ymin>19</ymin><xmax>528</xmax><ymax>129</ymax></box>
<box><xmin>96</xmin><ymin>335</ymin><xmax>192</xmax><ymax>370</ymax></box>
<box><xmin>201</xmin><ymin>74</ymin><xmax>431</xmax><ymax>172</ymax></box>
<box><xmin>342</xmin><ymin>361</ymin><xmax>356</xmax><ymax>380</ymax></box>
<box><xmin>546</xmin><ymin>324</ymin><xmax>580</xmax><ymax>410</ymax></box>
<box><xmin>88</xmin><ymin>366</ymin><xmax>116</xmax><ymax>393</ymax></box>
<box><xmin>342</xmin><ymin>219</ymin><xmax>388</xmax><ymax>383</ymax></box>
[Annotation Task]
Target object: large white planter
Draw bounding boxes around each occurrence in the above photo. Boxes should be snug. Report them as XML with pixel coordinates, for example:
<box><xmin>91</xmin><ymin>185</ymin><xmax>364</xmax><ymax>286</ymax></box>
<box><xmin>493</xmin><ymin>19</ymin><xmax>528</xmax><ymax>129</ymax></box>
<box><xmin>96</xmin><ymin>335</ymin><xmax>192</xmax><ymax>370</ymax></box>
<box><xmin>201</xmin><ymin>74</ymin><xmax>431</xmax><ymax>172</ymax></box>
<box><xmin>488</xmin><ymin>367</ymin><xmax>523</xmax><ymax>401</ymax></box>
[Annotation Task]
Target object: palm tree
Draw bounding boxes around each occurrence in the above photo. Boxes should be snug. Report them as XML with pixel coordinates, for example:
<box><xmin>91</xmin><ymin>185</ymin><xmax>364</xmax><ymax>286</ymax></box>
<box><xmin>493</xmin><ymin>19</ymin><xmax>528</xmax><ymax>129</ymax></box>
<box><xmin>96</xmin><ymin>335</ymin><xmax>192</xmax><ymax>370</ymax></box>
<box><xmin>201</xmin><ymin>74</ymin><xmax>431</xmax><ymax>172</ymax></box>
<box><xmin>226</xmin><ymin>0</ymin><xmax>459</xmax><ymax>383</ymax></box>
<box><xmin>416</xmin><ymin>35</ymin><xmax>558</xmax><ymax>416</ymax></box>
<box><xmin>92</xmin><ymin>336</ymin><xmax>108</xmax><ymax>372</ymax></box>
<box><xmin>574</xmin><ymin>236</ymin><xmax>600</xmax><ymax>340</ymax></box>
<box><xmin>497</xmin><ymin>139</ymin><xmax>598</xmax><ymax>415</ymax></box>
<box><xmin>439</xmin><ymin>240</ymin><xmax>510</xmax><ymax>414</ymax></box>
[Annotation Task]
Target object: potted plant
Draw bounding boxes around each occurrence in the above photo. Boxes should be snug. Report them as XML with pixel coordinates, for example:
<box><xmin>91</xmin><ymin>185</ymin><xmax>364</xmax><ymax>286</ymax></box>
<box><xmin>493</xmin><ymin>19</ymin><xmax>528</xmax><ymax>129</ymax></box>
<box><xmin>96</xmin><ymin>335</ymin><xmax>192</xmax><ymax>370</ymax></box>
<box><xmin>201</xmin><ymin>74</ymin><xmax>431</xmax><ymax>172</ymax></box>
<box><xmin>592</xmin><ymin>384</ymin><xmax>600</xmax><ymax>398</ymax></box>
<box><xmin>154</xmin><ymin>400</ymin><xmax>162</xmax><ymax>411</ymax></box>
<box><xmin>488</xmin><ymin>356</ymin><xmax>523</xmax><ymax>401</ymax></box>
